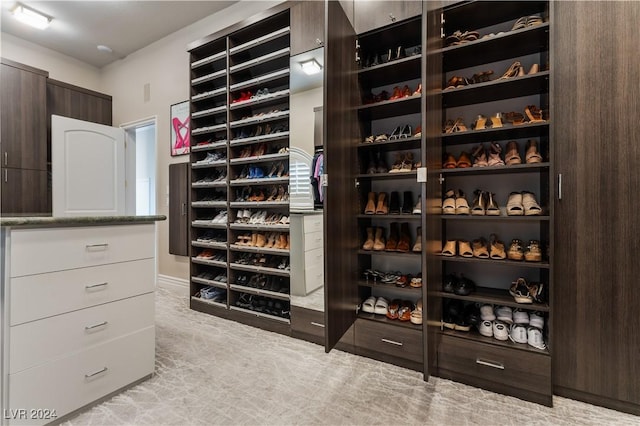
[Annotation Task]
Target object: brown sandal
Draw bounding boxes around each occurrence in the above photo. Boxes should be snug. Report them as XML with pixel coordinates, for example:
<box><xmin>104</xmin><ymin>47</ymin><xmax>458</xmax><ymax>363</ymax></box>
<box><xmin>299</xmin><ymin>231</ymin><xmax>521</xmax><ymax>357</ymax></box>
<box><xmin>398</xmin><ymin>301</ymin><xmax>413</xmax><ymax>321</ymax></box>
<box><xmin>472</xmin><ymin>238</ymin><xmax>490</xmax><ymax>258</ymax></box>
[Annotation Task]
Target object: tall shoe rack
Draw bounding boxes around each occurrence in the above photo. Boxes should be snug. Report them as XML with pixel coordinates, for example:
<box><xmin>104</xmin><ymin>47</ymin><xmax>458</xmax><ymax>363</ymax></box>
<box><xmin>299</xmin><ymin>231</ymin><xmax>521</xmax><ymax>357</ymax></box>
<box><xmin>189</xmin><ymin>10</ymin><xmax>292</xmax><ymax>326</ymax></box>
<box><xmin>355</xmin><ymin>17</ymin><xmax>424</xmax><ymax>339</ymax></box>
<box><xmin>428</xmin><ymin>1</ymin><xmax>553</xmax><ymax>405</ymax></box>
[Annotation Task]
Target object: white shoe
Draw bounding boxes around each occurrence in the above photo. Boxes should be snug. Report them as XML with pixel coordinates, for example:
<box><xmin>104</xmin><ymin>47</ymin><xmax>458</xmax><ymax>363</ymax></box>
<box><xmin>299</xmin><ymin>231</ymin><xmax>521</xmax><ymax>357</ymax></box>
<box><xmin>495</xmin><ymin>305</ymin><xmax>513</xmax><ymax>324</ymax></box>
<box><xmin>478</xmin><ymin>320</ymin><xmax>493</xmax><ymax>337</ymax></box>
<box><xmin>412</xmin><ymin>196</ymin><xmax>422</xmax><ymax>214</ymax></box>
<box><xmin>373</xmin><ymin>297</ymin><xmax>389</xmax><ymax>315</ymax></box>
<box><xmin>527</xmin><ymin>326</ymin><xmax>546</xmax><ymax>350</ymax></box>
<box><xmin>512</xmin><ymin>308</ymin><xmax>529</xmax><ymax>325</ymax></box>
<box><xmin>361</xmin><ymin>296</ymin><xmax>376</xmax><ymax>314</ymax></box>
<box><xmin>529</xmin><ymin>311</ymin><xmax>545</xmax><ymax>329</ymax></box>
<box><xmin>480</xmin><ymin>304</ymin><xmax>495</xmax><ymax>321</ymax></box>
<box><xmin>508</xmin><ymin>323</ymin><xmax>528</xmax><ymax>344</ymax></box>
<box><xmin>492</xmin><ymin>321</ymin><xmax>509</xmax><ymax>341</ymax></box>
<box><xmin>212</xmin><ymin>211</ymin><xmax>227</xmax><ymax>223</ymax></box>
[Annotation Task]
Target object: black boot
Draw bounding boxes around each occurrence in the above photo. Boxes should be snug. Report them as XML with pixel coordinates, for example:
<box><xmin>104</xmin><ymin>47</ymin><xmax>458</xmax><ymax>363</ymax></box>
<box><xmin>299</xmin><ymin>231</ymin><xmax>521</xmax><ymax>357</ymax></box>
<box><xmin>402</xmin><ymin>191</ymin><xmax>414</xmax><ymax>214</ymax></box>
<box><xmin>389</xmin><ymin>191</ymin><xmax>401</xmax><ymax>214</ymax></box>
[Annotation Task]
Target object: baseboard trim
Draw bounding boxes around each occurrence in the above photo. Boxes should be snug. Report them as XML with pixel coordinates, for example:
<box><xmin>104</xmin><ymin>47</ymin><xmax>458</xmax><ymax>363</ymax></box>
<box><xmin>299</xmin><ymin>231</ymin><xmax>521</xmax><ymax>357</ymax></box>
<box><xmin>554</xmin><ymin>386</ymin><xmax>640</xmax><ymax>416</ymax></box>
<box><xmin>157</xmin><ymin>274</ymin><xmax>188</xmax><ymax>291</ymax></box>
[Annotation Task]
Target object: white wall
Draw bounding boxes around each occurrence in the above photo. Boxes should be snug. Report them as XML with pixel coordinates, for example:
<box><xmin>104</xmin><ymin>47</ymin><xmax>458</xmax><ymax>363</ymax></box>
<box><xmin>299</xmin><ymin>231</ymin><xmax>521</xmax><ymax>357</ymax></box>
<box><xmin>101</xmin><ymin>0</ymin><xmax>284</xmax><ymax>280</ymax></box>
<box><xmin>0</xmin><ymin>32</ymin><xmax>102</xmax><ymax>91</ymax></box>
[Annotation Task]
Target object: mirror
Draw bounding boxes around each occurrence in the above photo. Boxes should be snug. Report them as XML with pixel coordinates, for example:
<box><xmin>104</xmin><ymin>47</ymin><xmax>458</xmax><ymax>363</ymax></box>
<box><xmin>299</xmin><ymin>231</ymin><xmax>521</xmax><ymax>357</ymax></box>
<box><xmin>288</xmin><ymin>47</ymin><xmax>325</xmax><ymax>312</ymax></box>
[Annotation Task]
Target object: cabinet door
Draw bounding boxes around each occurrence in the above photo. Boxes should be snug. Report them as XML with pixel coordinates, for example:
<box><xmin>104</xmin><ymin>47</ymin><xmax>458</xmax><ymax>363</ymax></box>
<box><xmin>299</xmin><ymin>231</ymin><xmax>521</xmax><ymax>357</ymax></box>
<box><xmin>1</xmin><ymin>168</ymin><xmax>48</xmax><ymax>215</ymax></box>
<box><xmin>47</xmin><ymin>80</ymin><xmax>112</xmax><ymax>126</ymax></box>
<box><xmin>0</xmin><ymin>62</ymin><xmax>47</xmax><ymax>171</ymax></box>
<box><xmin>354</xmin><ymin>0</ymin><xmax>422</xmax><ymax>34</ymax></box>
<box><xmin>554</xmin><ymin>1</ymin><xmax>640</xmax><ymax>411</ymax></box>
<box><xmin>324</xmin><ymin>0</ymin><xmax>360</xmax><ymax>351</ymax></box>
<box><xmin>169</xmin><ymin>163</ymin><xmax>189</xmax><ymax>256</ymax></box>
<box><xmin>290</xmin><ymin>0</ymin><xmax>325</xmax><ymax>55</ymax></box>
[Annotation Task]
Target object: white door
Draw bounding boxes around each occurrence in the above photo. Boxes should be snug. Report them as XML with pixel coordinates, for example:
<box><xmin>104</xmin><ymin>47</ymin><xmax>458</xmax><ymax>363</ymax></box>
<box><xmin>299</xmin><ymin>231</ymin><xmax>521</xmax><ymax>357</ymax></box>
<box><xmin>52</xmin><ymin>115</ymin><xmax>126</xmax><ymax>217</ymax></box>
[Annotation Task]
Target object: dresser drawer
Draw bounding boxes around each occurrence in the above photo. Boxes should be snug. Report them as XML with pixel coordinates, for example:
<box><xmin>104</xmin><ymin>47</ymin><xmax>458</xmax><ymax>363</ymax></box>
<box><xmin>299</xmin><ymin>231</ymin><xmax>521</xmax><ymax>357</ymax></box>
<box><xmin>10</xmin><ymin>258</ymin><xmax>155</xmax><ymax>325</ymax></box>
<box><xmin>304</xmin><ymin>262</ymin><xmax>324</xmax><ymax>290</ymax></box>
<box><xmin>10</xmin><ymin>293</ymin><xmax>154</xmax><ymax>374</ymax></box>
<box><xmin>8</xmin><ymin>326</ymin><xmax>155</xmax><ymax>426</ymax></box>
<box><xmin>10</xmin><ymin>224</ymin><xmax>154</xmax><ymax>277</ymax></box>
<box><xmin>355</xmin><ymin>319</ymin><xmax>423</xmax><ymax>363</ymax></box>
<box><xmin>303</xmin><ymin>230</ymin><xmax>323</xmax><ymax>251</ymax></box>
<box><xmin>303</xmin><ymin>214</ymin><xmax>323</xmax><ymax>234</ymax></box>
<box><xmin>291</xmin><ymin>306</ymin><xmax>325</xmax><ymax>338</ymax></box>
<box><xmin>437</xmin><ymin>334</ymin><xmax>551</xmax><ymax>396</ymax></box>
<box><xmin>304</xmin><ymin>246</ymin><xmax>324</xmax><ymax>266</ymax></box>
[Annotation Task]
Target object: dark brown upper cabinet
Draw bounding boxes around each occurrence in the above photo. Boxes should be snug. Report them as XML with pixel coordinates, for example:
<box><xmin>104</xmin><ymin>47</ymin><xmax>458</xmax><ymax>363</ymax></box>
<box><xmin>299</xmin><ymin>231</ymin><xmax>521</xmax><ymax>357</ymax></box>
<box><xmin>353</xmin><ymin>0</ymin><xmax>422</xmax><ymax>34</ymax></box>
<box><xmin>290</xmin><ymin>0</ymin><xmax>325</xmax><ymax>56</ymax></box>
<box><xmin>47</xmin><ymin>79</ymin><xmax>112</xmax><ymax>126</ymax></box>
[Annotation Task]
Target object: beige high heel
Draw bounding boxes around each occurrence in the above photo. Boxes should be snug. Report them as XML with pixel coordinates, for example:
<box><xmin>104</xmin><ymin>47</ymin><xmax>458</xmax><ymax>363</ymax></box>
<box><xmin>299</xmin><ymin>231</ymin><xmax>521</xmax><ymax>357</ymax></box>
<box><xmin>528</xmin><ymin>63</ymin><xmax>539</xmax><ymax>75</ymax></box>
<box><xmin>490</xmin><ymin>113</ymin><xmax>503</xmax><ymax>128</ymax></box>
<box><xmin>499</xmin><ymin>61</ymin><xmax>522</xmax><ymax>79</ymax></box>
<box><xmin>473</xmin><ymin>115</ymin><xmax>488</xmax><ymax>130</ymax></box>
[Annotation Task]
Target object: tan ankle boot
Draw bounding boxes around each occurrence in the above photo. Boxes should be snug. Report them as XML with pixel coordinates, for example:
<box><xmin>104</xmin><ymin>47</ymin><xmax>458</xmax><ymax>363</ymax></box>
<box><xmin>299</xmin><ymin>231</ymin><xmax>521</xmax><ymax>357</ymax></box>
<box><xmin>249</xmin><ymin>233</ymin><xmax>257</xmax><ymax>247</ymax></box>
<box><xmin>373</xmin><ymin>227</ymin><xmax>385</xmax><ymax>251</ymax></box>
<box><xmin>364</xmin><ymin>192</ymin><xmax>376</xmax><ymax>214</ymax></box>
<box><xmin>255</xmin><ymin>233</ymin><xmax>266</xmax><ymax>248</ymax></box>
<box><xmin>285</xmin><ymin>234</ymin><xmax>290</xmax><ymax>250</ymax></box>
<box><xmin>375</xmin><ymin>192</ymin><xmax>388</xmax><ymax>214</ymax></box>
<box><xmin>362</xmin><ymin>227</ymin><xmax>375</xmax><ymax>250</ymax></box>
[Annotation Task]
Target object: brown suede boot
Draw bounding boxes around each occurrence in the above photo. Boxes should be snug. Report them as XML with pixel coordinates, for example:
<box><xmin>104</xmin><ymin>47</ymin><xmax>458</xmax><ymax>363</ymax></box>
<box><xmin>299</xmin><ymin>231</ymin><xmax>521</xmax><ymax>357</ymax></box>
<box><xmin>396</xmin><ymin>222</ymin><xmax>410</xmax><ymax>252</ymax></box>
<box><xmin>385</xmin><ymin>222</ymin><xmax>399</xmax><ymax>251</ymax></box>
<box><xmin>373</xmin><ymin>227</ymin><xmax>386</xmax><ymax>251</ymax></box>
<box><xmin>362</xmin><ymin>227</ymin><xmax>375</xmax><ymax>250</ymax></box>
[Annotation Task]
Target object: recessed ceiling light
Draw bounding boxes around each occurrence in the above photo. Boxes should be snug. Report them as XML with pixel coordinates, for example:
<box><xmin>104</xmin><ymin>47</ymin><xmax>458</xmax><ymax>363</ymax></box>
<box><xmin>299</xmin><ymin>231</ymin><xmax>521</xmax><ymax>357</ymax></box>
<box><xmin>11</xmin><ymin>3</ymin><xmax>51</xmax><ymax>30</ymax></box>
<box><xmin>300</xmin><ymin>59</ymin><xmax>322</xmax><ymax>75</ymax></box>
<box><xmin>97</xmin><ymin>45</ymin><xmax>113</xmax><ymax>53</ymax></box>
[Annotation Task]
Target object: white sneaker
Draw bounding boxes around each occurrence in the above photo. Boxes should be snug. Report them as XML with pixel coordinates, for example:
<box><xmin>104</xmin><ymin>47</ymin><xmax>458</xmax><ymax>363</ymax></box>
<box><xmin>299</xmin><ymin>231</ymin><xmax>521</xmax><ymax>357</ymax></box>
<box><xmin>492</xmin><ymin>321</ymin><xmax>509</xmax><ymax>341</ymax></box>
<box><xmin>529</xmin><ymin>311</ymin><xmax>545</xmax><ymax>329</ymax></box>
<box><xmin>512</xmin><ymin>308</ymin><xmax>530</xmax><ymax>325</ymax></box>
<box><xmin>527</xmin><ymin>326</ymin><xmax>546</xmax><ymax>350</ymax></box>
<box><xmin>212</xmin><ymin>211</ymin><xmax>227</xmax><ymax>223</ymax></box>
<box><xmin>508</xmin><ymin>323</ymin><xmax>528</xmax><ymax>344</ymax></box>
<box><xmin>495</xmin><ymin>305</ymin><xmax>513</xmax><ymax>324</ymax></box>
<box><xmin>478</xmin><ymin>320</ymin><xmax>493</xmax><ymax>337</ymax></box>
<box><xmin>480</xmin><ymin>304</ymin><xmax>496</xmax><ymax>321</ymax></box>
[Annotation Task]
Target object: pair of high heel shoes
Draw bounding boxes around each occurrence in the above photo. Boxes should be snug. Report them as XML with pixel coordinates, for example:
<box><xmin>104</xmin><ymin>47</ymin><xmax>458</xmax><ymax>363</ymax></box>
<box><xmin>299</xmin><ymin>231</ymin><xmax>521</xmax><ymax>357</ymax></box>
<box><xmin>441</xmin><ymin>234</ymin><xmax>506</xmax><ymax>260</ymax></box>
<box><xmin>443</xmin><ymin>144</ymin><xmax>503</xmax><ymax>169</ymax></box>
<box><xmin>362</xmin><ymin>46</ymin><xmax>412</xmax><ymax>68</ymax></box>
<box><xmin>445</xmin><ymin>71</ymin><xmax>493</xmax><ymax>89</ymax></box>
<box><xmin>470</xmin><ymin>140</ymin><xmax>542</xmax><ymax>168</ymax></box>
<box><xmin>441</xmin><ymin>189</ymin><xmax>499</xmax><ymax>216</ymax></box>
<box><xmin>499</xmin><ymin>61</ymin><xmax>540</xmax><ymax>79</ymax></box>
<box><xmin>363</xmin><ymin>125</ymin><xmax>421</xmax><ymax>143</ymax></box>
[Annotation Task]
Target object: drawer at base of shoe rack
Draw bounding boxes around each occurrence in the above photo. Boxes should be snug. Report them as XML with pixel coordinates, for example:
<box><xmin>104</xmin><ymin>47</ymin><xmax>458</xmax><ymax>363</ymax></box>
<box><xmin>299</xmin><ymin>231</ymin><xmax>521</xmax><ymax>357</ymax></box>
<box><xmin>291</xmin><ymin>306</ymin><xmax>325</xmax><ymax>339</ymax></box>
<box><xmin>437</xmin><ymin>334</ymin><xmax>551</xmax><ymax>396</ymax></box>
<box><xmin>355</xmin><ymin>319</ymin><xmax>423</xmax><ymax>364</ymax></box>
<box><xmin>7</xmin><ymin>326</ymin><xmax>155</xmax><ymax>426</ymax></box>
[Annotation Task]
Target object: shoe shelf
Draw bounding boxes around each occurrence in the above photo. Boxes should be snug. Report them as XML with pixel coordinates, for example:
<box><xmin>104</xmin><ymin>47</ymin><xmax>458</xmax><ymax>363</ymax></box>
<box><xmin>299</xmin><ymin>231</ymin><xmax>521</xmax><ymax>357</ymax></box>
<box><xmin>358</xmin><ymin>312</ymin><xmax>422</xmax><ymax>331</ymax></box>
<box><xmin>441</xmin><ymin>329</ymin><xmax>549</xmax><ymax>356</ymax></box>
<box><xmin>356</xmin><ymin>171</ymin><xmax>418</xmax><ymax>180</ymax></box>
<box><xmin>357</xmin><ymin>95</ymin><xmax>421</xmax><ymax>121</ymax></box>
<box><xmin>230</xmin><ymin>223</ymin><xmax>289</xmax><ymax>231</ymax></box>
<box><xmin>230</xmin><ymin>47</ymin><xmax>291</xmax><ymax>74</ymax></box>
<box><xmin>439</xmin><ymin>215</ymin><xmax>550</xmax><ymax>221</ymax></box>
<box><xmin>191</xmin><ymin>69</ymin><xmax>226</xmax><ymax>86</ymax></box>
<box><xmin>191</xmin><ymin>161</ymin><xmax>227</xmax><ymax>170</ymax></box>
<box><xmin>437</xmin><ymin>162</ymin><xmax>550</xmax><ymax>176</ymax></box>
<box><xmin>439</xmin><ymin>24</ymin><xmax>550</xmax><ymax>72</ymax></box>
<box><xmin>440</xmin><ymin>255</ymin><xmax>550</xmax><ymax>269</ymax></box>
<box><xmin>229</xmin><ymin>177</ymin><xmax>289</xmax><ymax>186</ymax></box>
<box><xmin>442</xmin><ymin>71</ymin><xmax>550</xmax><ymax>108</ymax></box>
<box><xmin>230</xmin><ymin>152</ymin><xmax>289</xmax><ymax>165</ymax></box>
<box><xmin>229</xmin><ymin>68</ymin><xmax>290</xmax><ymax>92</ymax></box>
<box><xmin>229</xmin><ymin>131</ymin><xmax>290</xmax><ymax>147</ymax></box>
<box><xmin>191</xmin><ymin>139</ymin><xmax>227</xmax><ymax>152</ymax></box>
<box><xmin>441</xmin><ymin>122</ymin><xmax>549</xmax><ymax>146</ymax></box>
<box><xmin>443</xmin><ymin>1</ymin><xmax>547</xmax><ymax>33</ymax></box>
<box><xmin>191</xmin><ymin>50</ymin><xmax>226</xmax><ymax>69</ymax></box>
<box><xmin>191</xmin><ymin>296</ymin><xmax>228</xmax><ymax>310</ymax></box>
<box><xmin>432</xmin><ymin>287</ymin><xmax>549</xmax><ymax>312</ymax></box>
<box><xmin>191</xmin><ymin>222</ymin><xmax>228</xmax><ymax>229</ymax></box>
<box><xmin>230</xmin><ymin>110</ymin><xmax>290</xmax><ymax>128</ymax></box>
<box><xmin>230</xmin><ymin>89</ymin><xmax>290</xmax><ymax>110</ymax></box>
<box><xmin>229</xmin><ymin>284</ymin><xmax>290</xmax><ymax>301</ymax></box>
<box><xmin>358</xmin><ymin>54</ymin><xmax>422</xmax><ymax>88</ymax></box>
<box><xmin>229</xmin><ymin>201</ymin><xmax>289</xmax><ymax>208</ymax></box>
<box><xmin>192</xmin><ymin>258</ymin><xmax>228</xmax><ymax>268</ymax></box>
<box><xmin>229</xmin><ymin>26</ymin><xmax>290</xmax><ymax>55</ymax></box>
<box><xmin>359</xmin><ymin>136</ymin><xmax>421</xmax><ymax>151</ymax></box>
<box><xmin>357</xmin><ymin>214</ymin><xmax>421</xmax><ymax>220</ymax></box>
<box><xmin>229</xmin><ymin>305</ymin><xmax>291</xmax><ymax>324</ymax></box>
<box><xmin>357</xmin><ymin>279</ymin><xmax>422</xmax><ymax>293</ymax></box>
<box><xmin>192</xmin><ymin>106</ymin><xmax>227</xmax><ymax>120</ymax></box>
<box><xmin>192</xmin><ymin>201</ymin><xmax>227</xmax><ymax>208</ymax></box>
<box><xmin>358</xmin><ymin>249</ymin><xmax>421</xmax><ymax>258</ymax></box>
<box><xmin>229</xmin><ymin>263</ymin><xmax>290</xmax><ymax>277</ymax></box>
<box><xmin>192</xmin><ymin>241</ymin><xmax>228</xmax><ymax>250</ymax></box>
<box><xmin>191</xmin><ymin>276</ymin><xmax>228</xmax><ymax>289</ymax></box>
<box><xmin>192</xmin><ymin>87</ymin><xmax>227</xmax><ymax>102</ymax></box>
<box><xmin>192</xmin><ymin>123</ymin><xmax>227</xmax><ymax>136</ymax></box>
<box><xmin>229</xmin><ymin>244</ymin><xmax>289</xmax><ymax>256</ymax></box>
<box><xmin>192</xmin><ymin>181</ymin><xmax>227</xmax><ymax>189</ymax></box>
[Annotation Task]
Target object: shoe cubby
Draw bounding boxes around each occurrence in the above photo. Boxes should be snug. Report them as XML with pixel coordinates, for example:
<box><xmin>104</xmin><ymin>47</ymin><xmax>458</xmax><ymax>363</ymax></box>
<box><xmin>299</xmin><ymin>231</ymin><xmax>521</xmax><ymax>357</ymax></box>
<box><xmin>427</xmin><ymin>0</ymin><xmax>553</xmax><ymax>406</ymax></box>
<box><xmin>188</xmin><ymin>8</ymin><xmax>291</xmax><ymax>332</ymax></box>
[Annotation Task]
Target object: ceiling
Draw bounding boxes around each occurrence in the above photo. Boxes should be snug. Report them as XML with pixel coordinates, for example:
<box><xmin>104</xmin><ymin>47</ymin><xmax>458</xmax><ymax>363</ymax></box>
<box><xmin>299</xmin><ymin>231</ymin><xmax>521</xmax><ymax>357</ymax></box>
<box><xmin>0</xmin><ymin>1</ymin><xmax>237</xmax><ymax>68</ymax></box>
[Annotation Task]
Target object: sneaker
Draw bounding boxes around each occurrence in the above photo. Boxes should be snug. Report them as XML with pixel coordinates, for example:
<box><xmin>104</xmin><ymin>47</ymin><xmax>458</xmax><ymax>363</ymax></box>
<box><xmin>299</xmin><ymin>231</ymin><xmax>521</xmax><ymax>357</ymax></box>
<box><xmin>509</xmin><ymin>277</ymin><xmax>533</xmax><ymax>303</ymax></box>
<box><xmin>492</xmin><ymin>321</ymin><xmax>509</xmax><ymax>341</ymax></box>
<box><xmin>527</xmin><ymin>281</ymin><xmax>546</xmax><ymax>304</ymax></box>
<box><xmin>478</xmin><ymin>320</ymin><xmax>493</xmax><ymax>337</ymax></box>
<box><xmin>509</xmin><ymin>323</ymin><xmax>528</xmax><ymax>344</ymax></box>
<box><xmin>512</xmin><ymin>308</ymin><xmax>530</xmax><ymax>325</ymax></box>
<box><xmin>527</xmin><ymin>326</ymin><xmax>547</xmax><ymax>350</ymax></box>
<box><xmin>212</xmin><ymin>211</ymin><xmax>227</xmax><ymax>223</ymax></box>
<box><xmin>529</xmin><ymin>311</ymin><xmax>545</xmax><ymax>329</ymax></box>
<box><xmin>480</xmin><ymin>304</ymin><xmax>495</xmax><ymax>321</ymax></box>
<box><xmin>495</xmin><ymin>305</ymin><xmax>513</xmax><ymax>324</ymax></box>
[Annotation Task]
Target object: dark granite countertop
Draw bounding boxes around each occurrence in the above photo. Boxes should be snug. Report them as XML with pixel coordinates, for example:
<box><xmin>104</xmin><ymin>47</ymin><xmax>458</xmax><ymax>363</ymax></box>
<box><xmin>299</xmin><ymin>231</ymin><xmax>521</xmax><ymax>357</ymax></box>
<box><xmin>0</xmin><ymin>215</ymin><xmax>166</xmax><ymax>227</ymax></box>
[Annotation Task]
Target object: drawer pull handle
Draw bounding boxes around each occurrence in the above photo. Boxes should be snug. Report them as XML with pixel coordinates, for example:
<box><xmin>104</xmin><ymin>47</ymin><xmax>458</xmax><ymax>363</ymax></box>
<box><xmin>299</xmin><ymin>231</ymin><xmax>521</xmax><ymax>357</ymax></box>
<box><xmin>310</xmin><ymin>322</ymin><xmax>325</xmax><ymax>328</ymax></box>
<box><xmin>86</xmin><ymin>243</ymin><xmax>109</xmax><ymax>250</ymax></box>
<box><xmin>85</xmin><ymin>321</ymin><xmax>108</xmax><ymax>331</ymax></box>
<box><xmin>476</xmin><ymin>358</ymin><xmax>505</xmax><ymax>370</ymax></box>
<box><xmin>85</xmin><ymin>366</ymin><xmax>108</xmax><ymax>379</ymax></box>
<box><xmin>85</xmin><ymin>282</ymin><xmax>108</xmax><ymax>290</ymax></box>
<box><xmin>381</xmin><ymin>338</ymin><xmax>403</xmax><ymax>346</ymax></box>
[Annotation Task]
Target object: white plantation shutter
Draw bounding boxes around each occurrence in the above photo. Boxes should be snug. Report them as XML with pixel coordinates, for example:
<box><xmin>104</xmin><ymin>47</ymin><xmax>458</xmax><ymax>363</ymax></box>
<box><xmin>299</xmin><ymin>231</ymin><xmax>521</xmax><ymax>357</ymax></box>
<box><xmin>289</xmin><ymin>147</ymin><xmax>314</xmax><ymax>212</ymax></box>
